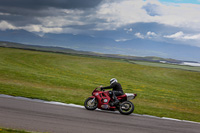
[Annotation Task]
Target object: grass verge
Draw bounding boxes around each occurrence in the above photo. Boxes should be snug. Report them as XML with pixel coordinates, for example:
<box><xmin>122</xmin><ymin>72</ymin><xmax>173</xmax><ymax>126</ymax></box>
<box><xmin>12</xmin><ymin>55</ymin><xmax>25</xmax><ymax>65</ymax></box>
<box><xmin>0</xmin><ymin>128</ymin><xmax>41</xmax><ymax>133</ymax></box>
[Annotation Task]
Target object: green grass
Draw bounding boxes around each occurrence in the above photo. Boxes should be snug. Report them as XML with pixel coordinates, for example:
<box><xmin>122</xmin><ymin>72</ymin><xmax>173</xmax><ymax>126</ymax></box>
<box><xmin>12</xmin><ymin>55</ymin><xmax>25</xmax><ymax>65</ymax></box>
<box><xmin>0</xmin><ymin>128</ymin><xmax>40</xmax><ymax>133</ymax></box>
<box><xmin>0</xmin><ymin>47</ymin><xmax>200</xmax><ymax>122</ymax></box>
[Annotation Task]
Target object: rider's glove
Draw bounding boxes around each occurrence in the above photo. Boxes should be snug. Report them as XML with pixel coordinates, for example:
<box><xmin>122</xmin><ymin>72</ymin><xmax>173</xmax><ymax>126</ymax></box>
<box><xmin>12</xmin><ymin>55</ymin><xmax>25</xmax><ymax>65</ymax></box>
<box><xmin>100</xmin><ymin>87</ymin><xmax>103</xmax><ymax>91</ymax></box>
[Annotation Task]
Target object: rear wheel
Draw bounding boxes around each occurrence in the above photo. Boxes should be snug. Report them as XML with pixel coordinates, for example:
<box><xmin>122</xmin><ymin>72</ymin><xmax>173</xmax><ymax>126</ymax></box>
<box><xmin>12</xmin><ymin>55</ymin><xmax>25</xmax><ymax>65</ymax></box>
<box><xmin>84</xmin><ymin>97</ymin><xmax>98</xmax><ymax>110</ymax></box>
<box><xmin>119</xmin><ymin>101</ymin><xmax>134</xmax><ymax>115</ymax></box>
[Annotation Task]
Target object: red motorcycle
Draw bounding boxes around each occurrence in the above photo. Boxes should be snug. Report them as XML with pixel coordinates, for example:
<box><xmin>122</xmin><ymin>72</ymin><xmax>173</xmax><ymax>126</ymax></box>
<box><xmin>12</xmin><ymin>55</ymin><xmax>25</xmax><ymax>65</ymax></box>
<box><xmin>84</xmin><ymin>87</ymin><xmax>137</xmax><ymax>115</ymax></box>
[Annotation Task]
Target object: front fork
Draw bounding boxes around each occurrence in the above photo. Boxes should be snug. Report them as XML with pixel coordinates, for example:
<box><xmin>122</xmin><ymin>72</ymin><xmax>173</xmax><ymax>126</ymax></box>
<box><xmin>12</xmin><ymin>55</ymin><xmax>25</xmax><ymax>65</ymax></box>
<box><xmin>91</xmin><ymin>97</ymin><xmax>96</xmax><ymax>104</ymax></box>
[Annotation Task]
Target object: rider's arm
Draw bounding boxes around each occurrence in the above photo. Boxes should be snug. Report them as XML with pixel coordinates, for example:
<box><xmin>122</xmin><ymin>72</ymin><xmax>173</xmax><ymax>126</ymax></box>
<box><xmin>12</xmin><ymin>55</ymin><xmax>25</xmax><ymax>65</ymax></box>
<box><xmin>101</xmin><ymin>84</ymin><xmax>115</xmax><ymax>90</ymax></box>
<box><xmin>101</xmin><ymin>86</ymin><xmax>112</xmax><ymax>89</ymax></box>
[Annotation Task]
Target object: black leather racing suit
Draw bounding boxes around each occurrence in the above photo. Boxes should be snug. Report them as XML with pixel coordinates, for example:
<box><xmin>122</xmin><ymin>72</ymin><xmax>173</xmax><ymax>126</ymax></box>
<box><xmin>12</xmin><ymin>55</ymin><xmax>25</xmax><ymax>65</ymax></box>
<box><xmin>101</xmin><ymin>82</ymin><xmax>124</xmax><ymax>102</ymax></box>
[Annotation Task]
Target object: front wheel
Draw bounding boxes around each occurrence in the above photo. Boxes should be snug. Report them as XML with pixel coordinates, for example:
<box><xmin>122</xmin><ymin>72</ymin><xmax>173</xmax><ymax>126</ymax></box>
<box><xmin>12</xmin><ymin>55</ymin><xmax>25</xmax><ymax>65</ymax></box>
<box><xmin>118</xmin><ymin>101</ymin><xmax>134</xmax><ymax>115</ymax></box>
<box><xmin>84</xmin><ymin>97</ymin><xmax>98</xmax><ymax>110</ymax></box>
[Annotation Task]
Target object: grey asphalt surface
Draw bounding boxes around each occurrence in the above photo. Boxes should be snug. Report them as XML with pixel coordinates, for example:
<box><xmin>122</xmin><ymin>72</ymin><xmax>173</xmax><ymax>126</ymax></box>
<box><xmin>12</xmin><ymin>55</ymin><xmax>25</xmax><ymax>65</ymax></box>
<box><xmin>0</xmin><ymin>96</ymin><xmax>199</xmax><ymax>133</ymax></box>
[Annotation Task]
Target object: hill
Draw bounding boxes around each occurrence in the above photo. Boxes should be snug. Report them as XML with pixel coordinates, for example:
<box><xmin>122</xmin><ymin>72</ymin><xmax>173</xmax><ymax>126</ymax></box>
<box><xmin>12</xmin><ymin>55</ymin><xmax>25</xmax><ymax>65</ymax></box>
<box><xmin>0</xmin><ymin>41</ymin><xmax>196</xmax><ymax>63</ymax></box>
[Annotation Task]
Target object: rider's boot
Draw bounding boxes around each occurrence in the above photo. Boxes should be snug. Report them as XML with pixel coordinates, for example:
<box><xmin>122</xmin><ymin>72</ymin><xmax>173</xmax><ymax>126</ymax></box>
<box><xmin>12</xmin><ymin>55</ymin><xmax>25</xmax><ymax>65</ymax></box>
<box><xmin>109</xmin><ymin>91</ymin><xmax>119</xmax><ymax>106</ymax></box>
<box><xmin>113</xmin><ymin>99</ymin><xmax>119</xmax><ymax>105</ymax></box>
<box><xmin>110</xmin><ymin>96</ymin><xmax>119</xmax><ymax>106</ymax></box>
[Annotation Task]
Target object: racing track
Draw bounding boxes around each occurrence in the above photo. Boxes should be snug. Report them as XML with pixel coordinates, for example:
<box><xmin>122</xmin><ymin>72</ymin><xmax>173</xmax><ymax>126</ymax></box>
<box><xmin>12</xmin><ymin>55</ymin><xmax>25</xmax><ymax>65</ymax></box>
<box><xmin>0</xmin><ymin>95</ymin><xmax>199</xmax><ymax>133</ymax></box>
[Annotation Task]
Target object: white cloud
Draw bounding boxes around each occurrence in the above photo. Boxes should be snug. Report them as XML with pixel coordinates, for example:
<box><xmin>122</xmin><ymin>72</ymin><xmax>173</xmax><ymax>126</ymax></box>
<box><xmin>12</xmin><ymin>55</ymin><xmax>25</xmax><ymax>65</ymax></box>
<box><xmin>38</xmin><ymin>9</ymin><xmax>86</xmax><ymax>27</ymax></box>
<box><xmin>1</xmin><ymin>0</ymin><xmax>200</xmax><ymax>36</ymax></box>
<box><xmin>164</xmin><ymin>31</ymin><xmax>200</xmax><ymax>40</ymax></box>
<box><xmin>0</xmin><ymin>20</ymin><xmax>63</xmax><ymax>33</ymax></box>
<box><xmin>0</xmin><ymin>12</ymin><xmax>10</xmax><ymax>15</ymax></box>
<box><xmin>115</xmin><ymin>38</ymin><xmax>130</xmax><ymax>42</ymax></box>
<box><xmin>147</xmin><ymin>31</ymin><xmax>156</xmax><ymax>36</ymax></box>
<box><xmin>146</xmin><ymin>31</ymin><xmax>157</xmax><ymax>38</ymax></box>
<box><xmin>135</xmin><ymin>31</ymin><xmax>158</xmax><ymax>39</ymax></box>
<box><xmin>21</xmin><ymin>8</ymin><xmax>87</xmax><ymax>34</ymax></box>
<box><xmin>164</xmin><ymin>31</ymin><xmax>184</xmax><ymax>39</ymax></box>
<box><xmin>38</xmin><ymin>16</ymin><xmax>85</xmax><ymax>27</ymax></box>
<box><xmin>154</xmin><ymin>3</ymin><xmax>200</xmax><ymax>31</ymax></box>
<box><xmin>184</xmin><ymin>34</ymin><xmax>200</xmax><ymax>40</ymax></box>
<box><xmin>124</xmin><ymin>28</ymin><xmax>133</xmax><ymax>33</ymax></box>
<box><xmin>23</xmin><ymin>24</ymin><xmax>63</xmax><ymax>33</ymax></box>
<box><xmin>0</xmin><ymin>21</ymin><xmax>16</xmax><ymax>30</ymax></box>
<box><xmin>95</xmin><ymin>0</ymin><xmax>149</xmax><ymax>30</ymax></box>
<box><xmin>135</xmin><ymin>32</ymin><xmax>145</xmax><ymax>39</ymax></box>
<box><xmin>95</xmin><ymin>0</ymin><xmax>200</xmax><ymax>31</ymax></box>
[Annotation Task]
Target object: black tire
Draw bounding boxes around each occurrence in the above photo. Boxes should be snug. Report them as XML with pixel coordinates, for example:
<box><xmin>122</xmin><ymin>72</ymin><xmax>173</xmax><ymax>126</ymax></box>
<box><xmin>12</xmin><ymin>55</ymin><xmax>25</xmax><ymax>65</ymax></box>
<box><xmin>118</xmin><ymin>101</ymin><xmax>134</xmax><ymax>115</ymax></box>
<box><xmin>84</xmin><ymin>97</ymin><xmax>98</xmax><ymax>110</ymax></box>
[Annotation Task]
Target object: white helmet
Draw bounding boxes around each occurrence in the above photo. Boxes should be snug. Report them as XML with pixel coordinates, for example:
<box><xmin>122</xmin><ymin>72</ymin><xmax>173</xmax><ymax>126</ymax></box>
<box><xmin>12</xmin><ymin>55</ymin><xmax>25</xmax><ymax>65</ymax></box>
<box><xmin>110</xmin><ymin>78</ymin><xmax>117</xmax><ymax>85</ymax></box>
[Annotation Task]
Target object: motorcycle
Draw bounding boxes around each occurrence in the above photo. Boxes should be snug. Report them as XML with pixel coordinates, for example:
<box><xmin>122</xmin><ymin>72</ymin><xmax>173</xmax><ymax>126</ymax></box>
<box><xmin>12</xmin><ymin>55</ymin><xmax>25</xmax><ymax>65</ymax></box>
<box><xmin>84</xmin><ymin>87</ymin><xmax>137</xmax><ymax>115</ymax></box>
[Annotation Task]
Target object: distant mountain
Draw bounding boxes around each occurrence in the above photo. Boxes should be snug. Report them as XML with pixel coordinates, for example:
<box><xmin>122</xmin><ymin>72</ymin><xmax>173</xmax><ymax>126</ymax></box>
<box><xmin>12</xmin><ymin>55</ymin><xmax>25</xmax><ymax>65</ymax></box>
<box><xmin>0</xmin><ymin>27</ymin><xmax>200</xmax><ymax>62</ymax></box>
<box><xmin>0</xmin><ymin>30</ymin><xmax>45</xmax><ymax>44</ymax></box>
<box><xmin>43</xmin><ymin>33</ymin><xmax>116</xmax><ymax>50</ymax></box>
<box><xmin>118</xmin><ymin>38</ymin><xmax>200</xmax><ymax>62</ymax></box>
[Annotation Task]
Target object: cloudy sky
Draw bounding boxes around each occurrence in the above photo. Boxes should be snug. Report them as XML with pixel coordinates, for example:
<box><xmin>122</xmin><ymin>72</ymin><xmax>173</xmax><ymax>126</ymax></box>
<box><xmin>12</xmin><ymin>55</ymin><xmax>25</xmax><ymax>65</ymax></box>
<box><xmin>0</xmin><ymin>0</ymin><xmax>200</xmax><ymax>47</ymax></box>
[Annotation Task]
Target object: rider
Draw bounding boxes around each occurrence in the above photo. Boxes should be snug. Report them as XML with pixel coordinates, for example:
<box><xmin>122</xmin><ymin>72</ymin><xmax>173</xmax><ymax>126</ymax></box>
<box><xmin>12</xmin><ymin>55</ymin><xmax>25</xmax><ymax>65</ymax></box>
<box><xmin>100</xmin><ymin>78</ymin><xmax>124</xmax><ymax>106</ymax></box>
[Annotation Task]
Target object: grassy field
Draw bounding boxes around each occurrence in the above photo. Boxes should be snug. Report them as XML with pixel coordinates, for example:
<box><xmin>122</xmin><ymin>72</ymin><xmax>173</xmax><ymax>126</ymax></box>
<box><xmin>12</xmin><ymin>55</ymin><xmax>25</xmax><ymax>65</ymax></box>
<box><xmin>0</xmin><ymin>128</ymin><xmax>39</xmax><ymax>133</ymax></box>
<box><xmin>0</xmin><ymin>47</ymin><xmax>200</xmax><ymax>122</ymax></box>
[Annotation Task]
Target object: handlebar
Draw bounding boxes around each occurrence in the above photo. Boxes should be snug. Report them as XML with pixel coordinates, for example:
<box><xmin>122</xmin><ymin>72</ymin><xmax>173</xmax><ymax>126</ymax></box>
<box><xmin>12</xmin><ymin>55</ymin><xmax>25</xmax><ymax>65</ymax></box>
<box><xmin>95</xmin><ymin>86</ymin><xmax>104</xmax><ymax>91</ymax></box>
